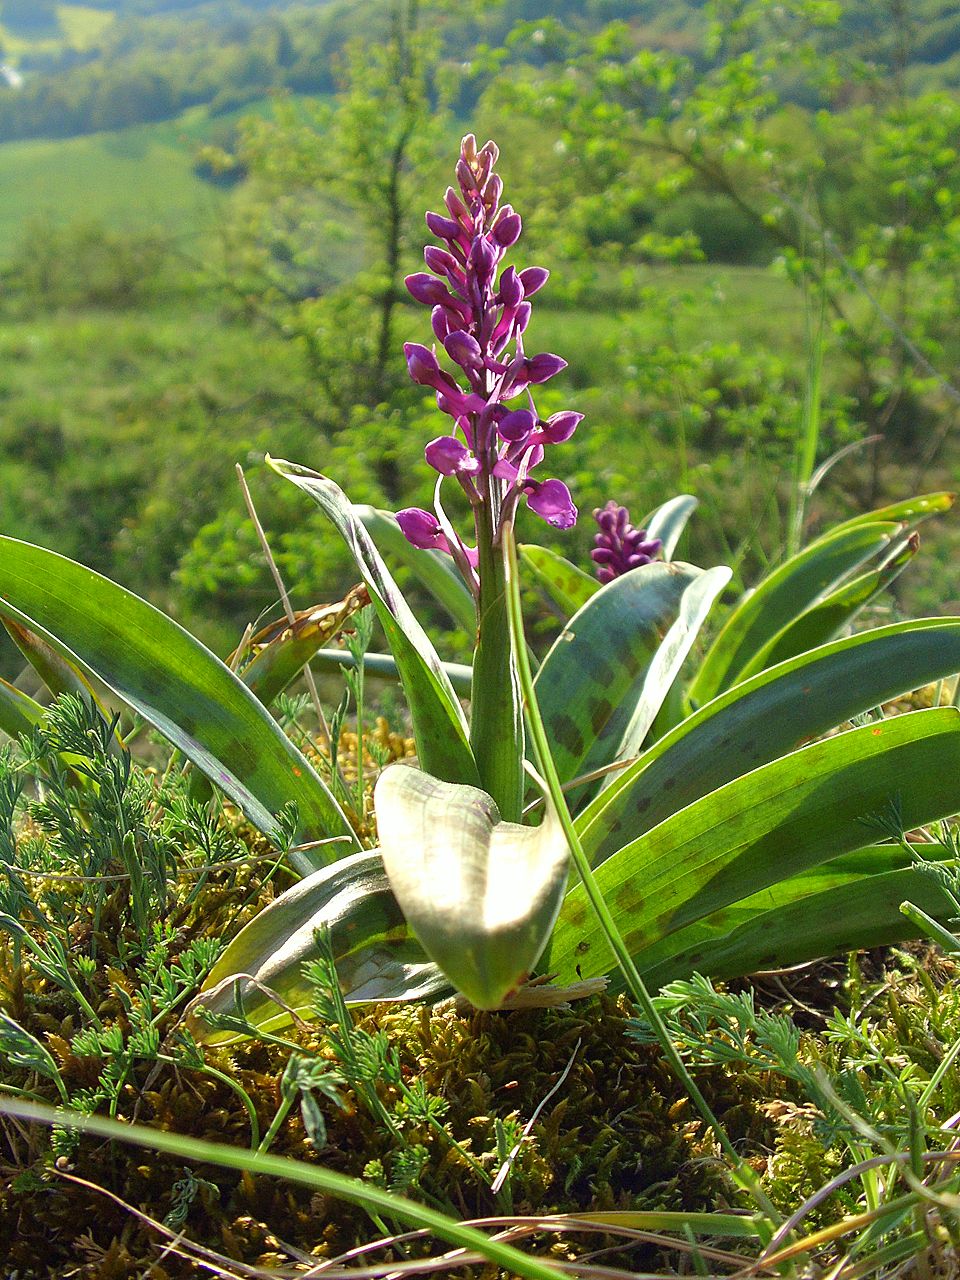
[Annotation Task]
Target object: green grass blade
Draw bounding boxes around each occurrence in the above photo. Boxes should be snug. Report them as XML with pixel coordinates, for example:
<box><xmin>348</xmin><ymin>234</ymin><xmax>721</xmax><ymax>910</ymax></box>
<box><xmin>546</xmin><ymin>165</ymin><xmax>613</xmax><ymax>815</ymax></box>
<box><xmin>578</xmin><ymin>617</ymin><xmax>960</xmax><ymax>865</ymax></box>
<box><xmin>535</xmin><ymin>562</ymin><xmax>731</xmax><ymax>792</ymax></box>
<box><xmin>269</xmin><ymin>459</ymin><xmax>479</xmax><ymax>789</ymax></box>
<box><xmin>639</xmin><ymin>494</ymin><xmax>699</xmax><ymax>560</ymax></box>
<box><xmin>519</xmin><ymin>543</ymin><xmax>599</xmax><ymax>616</ymax></box>
<box><xmin>193</xmin><ymin>849</ymin><xmax>445</xmax><ymax>1040</ymax></box>
<box><xmin>636</xmin><ymin>846</ymin><xmax>957</xmax><ymax>986</ymax></box>
<box><xmin>551</xmin><ymin>708</ymin><xmax>960</xmax><ymax>982</ymax></box>
<box><xmin>0</xmin><ymin>1099</ymin><xmax>568</xmax><ymax>1280</ymax></box>
<box><xmin>0</xmin><ymin>537</ymin><xmax>358</xmax><ymax>868</ymax></box>
<box><xmin>689</xmin><ymin>521</ymin><xmax>901</xmax><ymax>704</ymax></box>
<box><xmin>355</xmin><ymin>504</ymin><xmax>477</xmax><ymax>634</ymax></box>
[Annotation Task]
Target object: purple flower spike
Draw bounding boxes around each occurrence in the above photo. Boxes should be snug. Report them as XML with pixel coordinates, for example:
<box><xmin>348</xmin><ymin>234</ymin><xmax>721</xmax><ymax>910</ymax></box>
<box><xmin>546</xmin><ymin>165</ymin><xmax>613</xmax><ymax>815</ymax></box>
<box><xmin>591</xmin><ymin>501</ymin><xmax>663</xmax><ymax>584</ymax></box>
<box><xmin>526</xmin><ymin>479</ymin><xmax>578</xmax><ymax>529</ymax></box>
<box><xmin>400</xmin><ymin>134</ymin><xmax>583</xmax><ymax>578</ymax></box>
<box><xmin>425</xmin><ymin>436</ymin><xmax>481</xmax><ymax>477</ymax></box>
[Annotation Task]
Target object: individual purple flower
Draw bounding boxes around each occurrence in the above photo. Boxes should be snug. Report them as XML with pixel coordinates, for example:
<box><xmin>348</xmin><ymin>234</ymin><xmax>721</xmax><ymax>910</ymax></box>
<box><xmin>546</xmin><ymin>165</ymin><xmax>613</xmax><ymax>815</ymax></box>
<box><xmin>591</xmin><ymin>501</ymin><xmax>663</xmax><ymax>584</ymax></box>
<box><xmin>398</xmin><ymin>134</ymin><xmax>582</xmax><ymax>581</ymax></box>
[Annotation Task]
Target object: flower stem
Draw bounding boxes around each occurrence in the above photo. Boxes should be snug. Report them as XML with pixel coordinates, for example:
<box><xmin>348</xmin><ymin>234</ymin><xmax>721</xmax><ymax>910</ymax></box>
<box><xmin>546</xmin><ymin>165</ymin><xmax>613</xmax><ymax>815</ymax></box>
<box><xmin>469</xmin><ymin>500</ymin><xmax>524</xmax><ymax>822</ymax></box>
<box><xmin>501</xmin><ymin>523</ymin><xmax>783</xmax><ymax>1230</ymax></box>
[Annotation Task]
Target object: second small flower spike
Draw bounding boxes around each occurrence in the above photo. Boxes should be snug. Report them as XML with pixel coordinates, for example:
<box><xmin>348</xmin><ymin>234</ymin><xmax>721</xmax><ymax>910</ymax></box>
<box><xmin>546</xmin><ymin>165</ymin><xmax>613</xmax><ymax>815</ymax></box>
<box><xmin>591</xmin><ymin>501</ymin><xmax>663</xmax><ymax>583</ymax></box>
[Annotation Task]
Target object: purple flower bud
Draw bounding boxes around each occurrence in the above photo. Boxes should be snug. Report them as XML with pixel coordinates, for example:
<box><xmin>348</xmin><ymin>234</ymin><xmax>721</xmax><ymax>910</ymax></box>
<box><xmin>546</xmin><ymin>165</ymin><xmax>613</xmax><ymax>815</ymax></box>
<box><xmin>469</xmin><ymin>235</ymin><xmax>498</xmax><ymax>282</ymax></box>
<box><xmin>396</xmin><ymin>508</ymin><xmax>451</xmax><ymax>553</ymax></box>
<box><xmin>461</xmin><ymin>133</ymin><xmax>477</xmax><ymax>162</ymax></box>
<box><xmin>518</xmin><ymin>267</ymin><xmax>549</xmax><ymax>295</ymax></box>
<box><xmin>498</xmin><ymin>266</ymin><xmax>523</xmax><ymax>309</ymax></box>
<box><xmin>492</xmin><ymin>211</ymin><xmax>522</xmax><ymax>248</ymax></box>
<box><xmin>431</xmin><ymin>305</ymin><xmax>454</xmax><ymax>343</ymax></box>
<box><xmin>426</xmin><ymin>211</ymin><xmax>466</xmax><ymax>242</ymax></box>
<box><xmin>406</xmin><ymin>272</ymin><xmax>450</xmax><ymax>307</ymax></box>
<box><xmin>425</xmin><ymin>435</ymin><xmax>481</xmax><ymax>477</ymax></box>
<box><xmin>514</xmin><ymin>302</ymin><xmax>532</xmax><ymax>334</ymax></box>
<box><xmin>456</xmin><ymin>157</ymin><xmax>476</xmax><ymax>197</ymax></box>
<box><xmin>484</xmin><ymin>173</ymin><xmax>503</xmax><ymax>211</ymax></box>
<box><xmin>478</xmin><ymin>139</ymin><xmax>500</xmax><ymax>170</ymax></box>
<box><xmin>444</xmin><ymin>330</ymin><xmax>484</xmax><ymax>372</ymax></box>
<box><xmin>590</xmin><ymin>501</ymin><xmax>662</xmax><ymax>582</ymax></box>
<box><xmin>424</xmin><ymin>245</ymin><xmax>462</xmax><ymax>280</ymax></box>
<box><xmin>498</xmin><ymin>408</ymin><xmax>536</xmax><ymax>442</ymax></box>
<box><xmin>525</xmin><ymin>352</ymin><xmax>567</xmax><ymax>384</ymax></box>
<box><xmin>526</xmin><ymin>478</ymin><xmax>578</xmax><ymax>529</ymax></box>
<box><xmin>444</xmin><ymin>186</ymin><xmax>470</xmax><ymax>224</ymax></box>
<box><xmin>404</xmin><ymin>342</ymin><xmax>441</xmax><ymax>387</ymax></box>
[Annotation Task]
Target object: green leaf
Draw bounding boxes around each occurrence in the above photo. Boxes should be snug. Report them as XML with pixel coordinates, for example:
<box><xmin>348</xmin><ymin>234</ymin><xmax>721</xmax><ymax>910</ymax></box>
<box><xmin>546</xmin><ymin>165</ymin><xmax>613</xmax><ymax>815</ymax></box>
<box><xmin>0</xmin><ymin>677</ymin><xmax>44</xmax><ymax>742</ymax></box>
<box><xmin>822</xmin><ymin>491</ymin><xmax>954</xmax><ymax>539</ymax></box>
<box><xmin>689</xmin><ymin>521</ymin><xmax>901</xmax><ymax>704</ymax></box>
<box><xmin>551</xmin><ymin>708</ymin><xmax>960</xmax><ymax>982</ymax></box>
<box><xmin>519</xmin><ymin>544</ymin><xmax>599</xmax><ymax>616</ymax></box>
<box><xmin>0</xmin><ymin>537</ymin><xmax>357</xmax><ymax>871</ymax></box>
<box><xmin>636</xmin><ymin>846</ymin><xmax>957</xmax><ymax>987</ymax></box>
<box><xmin>535</xmin><ymin>562</ymin><xmax>731</xmax><ymax>791</ymax></box>
<box><xmin>579</xmin><ymin>617</ymin><xmax>960</xmax><ymax>866</ymax></box>
<box><xmin>639</xmin><ymin>494</ymin><xmax>698</xmax><ymax>560</ymax></box>
<box><xmin>238</xmin><ymin>586</ymin><xmax>368</xmax><ymax>705</ymax></box>
<box><xmin>191</xmin><ymin>849</ymin><xmax>445</xmax><ymax>1041</ymax></box>
<box><xmin>355</xmin><ymin>505</ymin><xmax>476</xmax><ymax>634</ymax></box>
<box><xmin>269</xmin><ymin>459</ymin><xmax>479</xmax><ymax>789</ymax></box>
<box><xmin>375</xmin><ymin>766</ymin><xmax>568</xmax><ymax>1010</ymax></box>
<box><xmin>735</xmin><ymin>533</ymin><xmax>919</xmax><ymax>678</ymax></box>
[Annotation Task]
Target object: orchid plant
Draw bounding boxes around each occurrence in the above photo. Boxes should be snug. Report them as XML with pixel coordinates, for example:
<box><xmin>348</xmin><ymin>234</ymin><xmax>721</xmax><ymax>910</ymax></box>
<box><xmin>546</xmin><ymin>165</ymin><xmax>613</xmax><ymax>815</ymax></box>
<box><xmin>2</xmin><ymin>137</ymin><xmax>960</xmax><ymax>1032</ymax></box>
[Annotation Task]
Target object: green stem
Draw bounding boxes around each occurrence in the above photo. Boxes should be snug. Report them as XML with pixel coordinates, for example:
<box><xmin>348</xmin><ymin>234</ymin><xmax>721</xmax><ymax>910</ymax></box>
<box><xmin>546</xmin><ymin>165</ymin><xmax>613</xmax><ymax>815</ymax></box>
<box><xmin>501</xmin><ymin>525</ymin><xmax>782</xmax><ymax>1229</ymax></box>
<box><xmin>469</xmin><ymin>499</ymin><xmax>524</xmax><ymax>822</ymax></box>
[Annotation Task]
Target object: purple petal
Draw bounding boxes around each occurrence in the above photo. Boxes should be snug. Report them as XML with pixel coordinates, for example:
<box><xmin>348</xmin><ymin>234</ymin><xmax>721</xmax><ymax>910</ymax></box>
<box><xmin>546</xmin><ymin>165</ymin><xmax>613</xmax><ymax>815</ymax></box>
<box><xmin>540</xmin><ymin>411</ymin><xmax>583</xmax><ymax>443</ymax></box>
<box><xmin>425</xmin><ymin>436</ymin><xmax>480</xmax><ymax>477</ymax></box>
<box><xmin>518</xmin><ymin>266</ymin><xmax>549</xmax><ymax>295</ymax></box>
<box><xmin>525</xmin><ymin>353</ymin><xmax>567</xmax><ymax>385</ymax></box>
<box><xmin>525</xmin><ymin>478</ymin><xmax>578</xmax><ymax>529</ymax></box>
<box><xmin>492</xmin><ymin>457</ymin><xmax>520</xmax><ymax>482</ymax></box>
<box><xmin>498</xmin><ymin>408</ymin><xmax>536</xmax><ymax>442</ymax></box>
